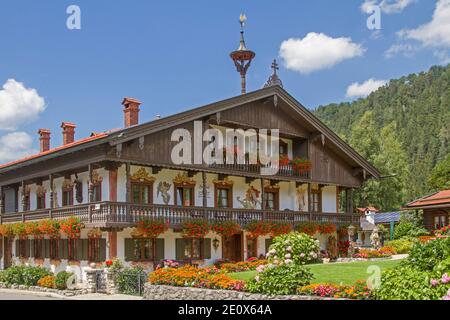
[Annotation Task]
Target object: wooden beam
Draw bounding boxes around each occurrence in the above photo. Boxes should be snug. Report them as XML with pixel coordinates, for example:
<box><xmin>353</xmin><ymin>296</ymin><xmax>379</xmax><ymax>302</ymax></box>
<box><xmin>187</xmin><ymin>171</ymin><xmax>196</xmax><ymax>178</ymax></box>
<box><xmin>261</xmin><ymin>178</ymin><xmax>265</xmax><ymax>211</ymax></box>
<box><xmin>218</xmin><ymin>173</ymin><xmax>229</xmax><ymax>181</ymax></box>
<box><xmin>245</xmin><ymin>177</ymin><xmax>256</xmax><ymax>185</ymax></box>
<box><xmin>125</xmin><ymin>162</ymin><xmax>131</xmax><ymax>203</ymax></box>
<box><xmin>202</xmin><ymin>172</ymin><xmax>207</xmax><ymax>208</ymax></box>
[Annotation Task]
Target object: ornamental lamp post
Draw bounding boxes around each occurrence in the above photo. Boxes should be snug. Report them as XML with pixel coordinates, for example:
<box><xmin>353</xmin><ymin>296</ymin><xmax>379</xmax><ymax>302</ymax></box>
<box><xmin>230</xmin><ymin>14</ymin><xmax>256</xmax><ymax>95</ymax></box>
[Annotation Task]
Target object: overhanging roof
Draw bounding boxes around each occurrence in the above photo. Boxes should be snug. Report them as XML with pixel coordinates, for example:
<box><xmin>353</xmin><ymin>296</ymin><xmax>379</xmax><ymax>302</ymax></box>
<box><xmin>0</xmin><ymin>85</ymin><xmax>381</xmax><ymax>179</ymax></box>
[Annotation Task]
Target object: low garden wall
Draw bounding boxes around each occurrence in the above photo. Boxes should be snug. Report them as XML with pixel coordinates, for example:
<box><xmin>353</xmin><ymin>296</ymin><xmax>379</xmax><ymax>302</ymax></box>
<box><xmin>143</xmin><ymin>284</ymin><xmax>339</xmax><ymax>300</ymax></box>
<box><xmin>0</xmin><ymin>282</ymin><xmax>89</xmax><ymax>297</ymax></box>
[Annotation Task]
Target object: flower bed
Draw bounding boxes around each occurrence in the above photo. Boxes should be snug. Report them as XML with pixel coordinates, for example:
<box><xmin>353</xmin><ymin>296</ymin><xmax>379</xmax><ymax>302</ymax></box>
<box><xmin>148</xmin><ymin>265</ymin><xmax>245</xmax><ymax>291</ymax></box>
<box><xmin>352</xmin><ymin>248</ymin><xmax>392</xmax><ymax>259</ymax></box>
<box><xmin>298</xmin><ymin>281</ymin><xmax>371</xmax><ymax>300</ymax></box>
<box><xmin>218</xmin><ymin>260</ymin><xmax>267</xmax><ymax>273</ymax></box>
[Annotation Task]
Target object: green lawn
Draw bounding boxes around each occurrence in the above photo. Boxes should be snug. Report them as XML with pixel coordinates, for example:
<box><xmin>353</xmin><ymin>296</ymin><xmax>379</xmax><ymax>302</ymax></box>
<box><xmin>228</xmin><ymin>259</ymin><xmax>403</xmax><ymax>285</ymax></box>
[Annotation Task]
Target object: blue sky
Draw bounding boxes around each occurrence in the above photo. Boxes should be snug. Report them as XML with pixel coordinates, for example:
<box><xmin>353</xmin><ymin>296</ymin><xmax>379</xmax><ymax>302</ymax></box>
<box><xmin>0</xmin><ymin>0</ymin><xmax>448</xmax><ymax>162</ymax></box>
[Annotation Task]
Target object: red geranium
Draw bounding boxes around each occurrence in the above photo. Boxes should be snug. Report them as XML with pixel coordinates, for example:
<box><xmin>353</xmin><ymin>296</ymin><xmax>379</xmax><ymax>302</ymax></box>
<box><xmin>25</xmin><ymin>222</ymin><xmax>44</xmax><ymax>239</ymax></box>
<box><xmin>60</xmin><ymin>217</ymin><xmax>84</xmax><ymax>239</ymax></box>
<box><xmin>37</xmin><ymin>219</ymin><xmax>60</xmax><ymax>239</ymax></box>
<box><xmin>211</xmin><ymin>221</ymin><xmax>241</xmax><ymax>237</ymax></box>
<box><xmin>296</xmin><ymin>221</ymin><xmax>319</xmax><ymax>236</ymax></box>
<box><xmin>135</xmin><ymin>219</ymin><xmax>168</xmax><ymax>238</ymax></box>
<box><xmin>181</xmin><ymin>219</ymin><xmax>210</xmax><ymax>239</ymax></box>
<box><xmin>318</xmin><ymin>223</ymin><xmax>337</xmax><ymax>235</ymax></box>
<box><xmin>269</xmin><ymin>222</ymin><xmax>292</xmax><ymax>237</ymax></box>
<box><xmin>244</xmin><ymin>221</ymin><xmax>271</xmax><ymax>239</ymax></box>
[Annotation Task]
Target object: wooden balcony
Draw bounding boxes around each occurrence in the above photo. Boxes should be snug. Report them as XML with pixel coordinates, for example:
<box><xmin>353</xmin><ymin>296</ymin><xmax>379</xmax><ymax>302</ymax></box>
<box><xmin>0</xmin><ymin>202</ymin><xmax>358</xmax><ymax>229</ymax></box>
<box><xmin>209</xmin><ymin>163</ymin><xmax>310</xmax><ymax>179</ymax></box>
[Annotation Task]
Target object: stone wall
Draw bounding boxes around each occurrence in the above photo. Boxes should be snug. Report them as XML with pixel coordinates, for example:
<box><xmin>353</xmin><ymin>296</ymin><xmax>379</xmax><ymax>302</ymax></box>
<box><xmin>143</xmin><ymin>284</ymin><xmax>337</xmax><ymax>300</ymax></box>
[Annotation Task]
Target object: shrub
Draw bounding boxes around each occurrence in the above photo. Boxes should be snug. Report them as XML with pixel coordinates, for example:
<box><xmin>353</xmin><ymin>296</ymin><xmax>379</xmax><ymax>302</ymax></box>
<box><xmin>245</xmin><ymin>263</ymin><xmax>313</xmax><ymax>295</ymax></box>
<box><xmin>373</xmin><ymin>267</ymin><xmax>448</xmax><ymax>300</ymax></box>
<box><xmin>37</xmin><ymin>276</ymin><xmax>56</xmax><ymax>289</ymax></box>
<box><xmin>266</xmin><ymin>232</ymin><xmax>320</xmax><ymax>265</ymax></box>
<box><xmin>393</xmin><ymin>222</ymin><xmax>428</xmax><ymax>240</ymax></box>
<box><xmin>384</xmin><ymin>238</ymin><xmax>415</xmax><ymax>254</ymax></box>
<box><xmin>55</xmin><ymin>271</ymin><xmax>75</xmax><ymax>290</ymax></box>
<box><xmin>116</xmin><ymin>266</ymin><xmax>147</xmax><ymax>295</ymax></box>
<box><xmin>0</xmin><ymin>266</ymin><xmax>52</xmax><ymax>286</ymax></box>
<box><xmin>402</xmin><ymin>237</ymin><xmax>450</xmax><ymax>272</ymax></box>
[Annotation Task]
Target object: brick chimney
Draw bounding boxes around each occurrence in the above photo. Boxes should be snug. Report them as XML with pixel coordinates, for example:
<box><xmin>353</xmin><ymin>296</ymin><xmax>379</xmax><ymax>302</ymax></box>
<box><xmin>61</xmin><ymin>122</ymin><xmax>76</xmax><ymax>145</ymax></box>
<box><xmin>122</xmin><ymin>97</ymin><xmax>142</xmax><ymax>128</ymax></box>
<box><xmin>38</xmin><ymin>129</ymin><xmax>51</xmax><ymax>153</ymax></box>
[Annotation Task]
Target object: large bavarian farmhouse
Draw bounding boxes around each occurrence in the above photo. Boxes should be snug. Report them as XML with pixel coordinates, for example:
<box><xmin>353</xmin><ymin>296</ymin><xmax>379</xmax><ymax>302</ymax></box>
<box><xmin>0</xmin><ymin>20</ymin><xmax>380</xmax><ymax>281</ymax></box>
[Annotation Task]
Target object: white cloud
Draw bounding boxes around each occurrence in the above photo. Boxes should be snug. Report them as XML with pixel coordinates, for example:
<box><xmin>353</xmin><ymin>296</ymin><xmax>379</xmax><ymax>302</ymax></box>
<box><xmin>384</xmin><ymin>43</ymin><xmax>416</xmax><ymax>58</ymax></box>
<box><xmin>398</xmin><ymin>0</ymin><xmax>450</xmax><ymax>48</ymax></box>
<box><xmin>279</xmin><ymin>33</ymin><xmax>365</xmax><ymax>74</ymax></box>
<box><xmin>0</xmin><ymin>132</ymin><xmax>37</xmax><ymax>163</ymax></box>
<box><xmin>361</xmin><ymin>0</ymin><xmax>415</xmax><ymax>14</ymax></box>
<box><xmin>0</xmin><ymin>79</ymin><xmax>46</xmax><ymax>131</ymax></box>
<box><xmin>346</xmin><ymin>78</ymin><xmax>387</xmax><ymax>98</ymax></box>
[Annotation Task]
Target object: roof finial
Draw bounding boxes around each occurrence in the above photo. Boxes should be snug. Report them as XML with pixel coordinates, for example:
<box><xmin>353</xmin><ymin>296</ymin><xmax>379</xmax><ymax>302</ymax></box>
<box><xmin>264</xmin><ymin>59</ymin><xmax>283</xmax><ymax>88</ymax></box>
<box><xmin>230</xmin><ymin>14</ymin><xmax>256</xmax><ymax>94</ymax></box>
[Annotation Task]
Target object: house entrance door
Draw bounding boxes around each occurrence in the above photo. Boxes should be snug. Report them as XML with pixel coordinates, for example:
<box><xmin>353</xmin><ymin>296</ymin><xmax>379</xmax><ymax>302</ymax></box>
<box><xmin>222</xmin><ymin>233</ymin><xmax>243</xmax><ymax>262</ymax></box>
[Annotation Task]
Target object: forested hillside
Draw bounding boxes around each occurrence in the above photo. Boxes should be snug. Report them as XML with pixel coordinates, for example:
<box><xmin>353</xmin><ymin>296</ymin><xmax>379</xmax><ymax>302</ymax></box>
<box><xmin>314</xmin><ymin>65</ymin><xmax>450</xmax><ymax>211</ymax></box>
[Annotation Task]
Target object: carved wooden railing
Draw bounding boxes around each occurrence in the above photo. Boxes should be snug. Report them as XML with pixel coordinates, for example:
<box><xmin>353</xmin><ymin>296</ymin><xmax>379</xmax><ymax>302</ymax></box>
<box><xmin>0</xmin><ymin>202</ymin><xmax>358</xmax><ymax>227</ymax></box>
<box><xmin>209</xmin><ymin>163</ymin><xmax>310</xmax><ymax>179</ymax></box>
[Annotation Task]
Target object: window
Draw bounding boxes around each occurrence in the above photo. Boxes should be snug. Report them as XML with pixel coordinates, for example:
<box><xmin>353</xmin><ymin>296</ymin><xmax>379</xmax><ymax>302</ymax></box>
<box><xmin>133</xmin><ymin>238</ymin><xmax>156</xmax><ymax>261</ymax></box>
<box><xmin>49</xmin><ymin>239</ymin><xmax>59</xmax><ymax>260</ymax></box>
<box><xmin>23</xmin><ymin>192</ymin><xmax>30</xmax><ymax>211</ymax></box>
<box><xmin>434</xmin><ymin>215</ymin><xmax>447</xmax><ymax>229</ymax></box>
<box><xmin>33</xmin><ymin>239</ymin><xmax>44</xmax><ymax>259</ymax></box>
<box><xmin>62</xmin><ymin>188</ymin><xmax>74</xmax><ymax>206</ymax></box>
<box><xmin>279</xmin><ymin>140</ymin><xmax>288</xmax><ymax>157</ymax></box>
<box><xmin>88</xmin><ymin>238</ymin><xmax>102</xmax><ymax>262</ymax></box>
<box><xmin>36</xmin><ymin>194</ymin><xmax>46</xmax><ymax>210</ymax></box>
<box><xmin>92</xmin><ymin>183</ymin><xmax>102</xmax><ymax>202</ymax></box>
<box><xmin>246</xmin><ymin>237</ymin><xmax>257</xmax><ymax>259</ymax></box>
<box><xmin>125</xmin><ymin>238</ymin><xmax>164</xmax><ymax>262</ymax></box>
<box><xmin>311</xmin><ymin>189</ymin><xmax>322</xmax><ymax>212</ymax></box>
<box><xmin>175</xmin><ymin>186</ymin><xmax>194</xmax><ymax>207</ymax></box>
<box><xmin>264</xmin><ymin>186</ymin><xmax>280</xmax><ymax>211</ymax></box>
<box><xmin>16</xmin><ymin>239</ymin><xmax>27</xmax><ymax>258</ymax></box>
<box><xmin>216</xmin><ymin>186</ymin><xmax>233</xmax><ymax>208</ymax></box>
<box><xmin>176</xmin><ymin>238</ymin><xmax>211</xmax><ymax>260</ymax></box>
<box><xmin>68</xmin><ymin>239</ymin><xmax>78</xmax><ymax>261</ymax></box>
<box><xmin>131</xmin><ymin>183</ymin><xmax>153</xmax><ymax>205</ymax></box>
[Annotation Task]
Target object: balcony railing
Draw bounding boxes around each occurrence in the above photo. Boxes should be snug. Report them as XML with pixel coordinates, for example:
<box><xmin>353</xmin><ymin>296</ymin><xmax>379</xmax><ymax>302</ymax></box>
<box><xmin>209</xmin><ymin>163</ymin><xmax>310</xmax><ymax>179</ymax></box>
<box><xmin>0</xmin><ymin>202</ymin><xmax>358</xmax><ymax>228</ymax></box>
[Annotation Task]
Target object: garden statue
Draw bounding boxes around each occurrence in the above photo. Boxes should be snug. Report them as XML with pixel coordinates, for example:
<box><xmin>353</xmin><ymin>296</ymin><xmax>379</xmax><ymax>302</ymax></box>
<box><xmin>347</xmin><ymin>225</ymin><xmax>356</xmax><ymax>257</ymax></box>
<box><xmin>370</xmin><ymin>226</ymin><xmax>381</xmax><ymax>250</ymax></box>
<box><xmin>326</xmin><ymin>235</ymin><xmax>338</xmax><ymax>260</ymax></box>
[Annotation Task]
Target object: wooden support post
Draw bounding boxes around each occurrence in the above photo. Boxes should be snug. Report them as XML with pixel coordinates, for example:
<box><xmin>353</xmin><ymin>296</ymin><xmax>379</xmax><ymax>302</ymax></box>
<box><xmin>0</xmin><ymin>186</ymin><xmax>3</xmax><ymax>224</ymax></box>
<box><xmin>307</xmin><ymin>183</ymin><xmax>313</xmax><ymax>220</ymax></box>
<box><xmin>49</xmin><ymin>174</ymin><xmax>54</xmax><ymax>219</ymax></box>
<box><xmin>125</xmin><ymin>162</ymin><xmax>131</xmax><ymax>203</ymax></box>
<box><xmin>202</xmin><ymin>172</ymin><xmax>207</xmax><ymax>208</ymax></box>
<box><xmin>346</xmin><ymin>188</ymin><xmax>354</xmax><ymax>214</ymax></box>
<box><xmin>261</xmin><ymin>179</ymin><xmax>265</xmax><ymax>211</ymax></box>
<box><xmin>88</xmin><ymin>164</ymin><xmax>93</xmax><ymax>223</ymax></box>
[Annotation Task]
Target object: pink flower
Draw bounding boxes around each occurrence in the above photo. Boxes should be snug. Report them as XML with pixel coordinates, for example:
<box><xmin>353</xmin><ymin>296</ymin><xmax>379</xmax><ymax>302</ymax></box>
<box><xmin>430</xmin><ymin>279</ymin><xmax>439</xmax><ymax>287</ymax></box>
<box><xmin>441</xmin><ymin>273</ymin><xmax>450</xmax><ymax>284</ymax></box>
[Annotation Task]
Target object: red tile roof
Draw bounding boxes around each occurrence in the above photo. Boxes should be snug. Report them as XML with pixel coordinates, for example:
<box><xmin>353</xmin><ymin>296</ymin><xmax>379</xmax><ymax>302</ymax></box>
<box><xmin>357</xmin><ymin>207</ymin><xmax>379</xmax><ymax>213</ymax></box>
<box><xmin>406</xmin><ymin>190</ymin><xmax>450</xmax><ymax>208</ymax></box>
<box><xmin>0</xmin><ymin>132</ymin><xmax>111</xmax><ymax>169</ymax></box>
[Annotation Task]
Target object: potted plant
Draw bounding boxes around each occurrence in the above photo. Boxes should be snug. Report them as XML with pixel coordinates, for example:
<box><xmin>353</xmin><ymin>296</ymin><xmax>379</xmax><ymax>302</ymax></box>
<box><xmin>134</xmin><ymin>219</ymin><xmax>168</xmax><ymax>238</ymax></box>
<box><xmin>269</xmin><ymin>221</ymin><xmax>292</xmax><ymax>237</ymax></box>
<box><xmin>60</xmin><ymin>217</ymin><xmax>84</xmax><ymax>239</ymax></box>
<box><xmin>38</xmin><ymin>219</ymin><xmax>60</xmax><ymax>239</ymax></box>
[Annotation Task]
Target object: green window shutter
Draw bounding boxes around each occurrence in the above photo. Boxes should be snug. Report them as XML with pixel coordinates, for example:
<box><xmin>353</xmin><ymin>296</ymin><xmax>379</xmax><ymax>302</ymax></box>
<box><xmin>99</xmin><ymin>239</ymin><xmax>106</xmax><ymax>262</ymax></box>
<box><xmin>29</xmin><ymin>239</ymin><xmax>35</xmax><ymax>258</ymax></box>
<box><xmin>265</xmin><ymin>238</ymin><xmax>273</xmax><ymax>253</ymax></box>
<box><xmin>44</xmin><ymin>239</ymin><xmax>50</xmax><ymax>258</ymax></box>
<box><xmin>15</xmin><ymin>240</ymin><xmax>19</xmax><ymax>257</ymax></box>
<box><xmin>156</xmin><ymin>239</ymin><xmax>164</xmax><ymax>261</ymax></box>
<box><xmin>60</xmin><ymin>239</ymin><xmax>68</xmax><ymax>260</ymax></box>
<box><xmin>75</xmin><ymin>239</ymin><xmax>83</xmax><ymax>261</ymax></box>
<box><xmin>175</xmin><ymin>239</ymin><xmax>185</xmax><ymax>260</ymax></box>
<box><xmin>81</xmin><ymin>239</ymin><xmax>88</xmax><ymax>261</ymax></box>
<box><xmin>25</xmin><ymin>240</ymin><xmax>30</xmax><ymax>258</ymax></box>
<box><xmin>124</xmin><ymin>238</ymin><xmax>134</xmax><ymax>262</ymax></box>
<box><xmin>203</xmin><ymin>238</ymin><xmax>211</xmax><ymax>259</ymax></box>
